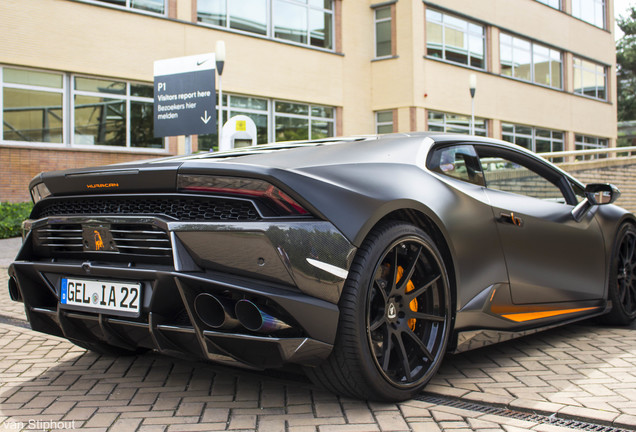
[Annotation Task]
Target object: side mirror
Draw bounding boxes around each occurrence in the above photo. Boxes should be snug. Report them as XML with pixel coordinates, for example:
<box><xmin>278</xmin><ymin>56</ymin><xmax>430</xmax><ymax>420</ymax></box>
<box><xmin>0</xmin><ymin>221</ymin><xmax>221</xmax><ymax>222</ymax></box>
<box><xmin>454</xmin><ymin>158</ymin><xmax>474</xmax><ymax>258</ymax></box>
<box><xmin>584</xmin><ymin>183</ymin><xmax>620</xmax><ymax>206</ymax></box>
<box><xmin>572</xmin><ymin>183</ymin><xmax>621</xmax><ymax>222</ymax></box>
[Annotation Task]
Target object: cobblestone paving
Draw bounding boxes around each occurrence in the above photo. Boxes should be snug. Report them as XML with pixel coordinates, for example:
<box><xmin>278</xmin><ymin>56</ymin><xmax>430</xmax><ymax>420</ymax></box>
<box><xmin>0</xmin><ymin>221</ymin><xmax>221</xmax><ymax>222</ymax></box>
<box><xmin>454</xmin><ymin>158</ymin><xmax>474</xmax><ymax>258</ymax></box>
<box><xmin>2</xmin><ymin>267</ymin><xmax>635</xmax><ymax>431</ymax></box>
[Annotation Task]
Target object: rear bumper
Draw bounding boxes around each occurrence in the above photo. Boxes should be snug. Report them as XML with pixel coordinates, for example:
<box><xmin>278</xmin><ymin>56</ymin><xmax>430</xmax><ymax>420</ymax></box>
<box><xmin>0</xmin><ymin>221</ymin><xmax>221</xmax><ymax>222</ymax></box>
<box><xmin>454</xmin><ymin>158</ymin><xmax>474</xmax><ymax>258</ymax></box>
<box><xmin>9</xmin><ymin>217</ymin><xmax>356</xmax><ymax>369</ymax></box>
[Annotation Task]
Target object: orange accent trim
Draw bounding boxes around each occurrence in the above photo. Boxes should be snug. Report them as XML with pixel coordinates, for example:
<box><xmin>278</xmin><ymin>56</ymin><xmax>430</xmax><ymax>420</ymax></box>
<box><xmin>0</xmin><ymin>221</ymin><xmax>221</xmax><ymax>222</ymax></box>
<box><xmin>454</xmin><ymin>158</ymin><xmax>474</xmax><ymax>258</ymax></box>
<box><xmin>501</xmin><ymin>307</ymin><xmax>599</xmax><ymax>322</ymax></box>
<box><xmin>489</xmin><ymin>288</ymin><xmax>497</xmax><ymax>302</ymax></box>
<box><xmin>86</xmin><ymin>183</ymin><xmax>119</xmax><ymax>189</ymax></box>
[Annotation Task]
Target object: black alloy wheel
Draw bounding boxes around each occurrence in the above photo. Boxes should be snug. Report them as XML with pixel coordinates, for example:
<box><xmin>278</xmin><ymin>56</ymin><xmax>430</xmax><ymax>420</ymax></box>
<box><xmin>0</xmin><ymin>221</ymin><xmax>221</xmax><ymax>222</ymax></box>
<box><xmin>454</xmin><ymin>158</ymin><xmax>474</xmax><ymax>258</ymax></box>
<box><xmin>604</xmin><ymin>223</ymin><xmax>636</xmax><ymax>325</ymax></box>
<box><xmin>366</xmin><ymin>236</ymin><xmax>449</xmax><ymax>389</ymax></box>
<box><xmin>306</xmin><ymin>221</ymin><xmax>452</xmax><ymax>401</ymax></box>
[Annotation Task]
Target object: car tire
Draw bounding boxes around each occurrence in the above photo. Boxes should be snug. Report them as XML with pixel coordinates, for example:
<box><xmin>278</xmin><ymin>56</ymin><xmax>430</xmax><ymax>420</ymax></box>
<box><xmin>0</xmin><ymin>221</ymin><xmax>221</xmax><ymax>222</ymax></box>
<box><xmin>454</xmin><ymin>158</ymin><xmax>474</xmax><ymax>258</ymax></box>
<box><xmin>602</xmin><ymin>223</ymin><xmax>636</xmax><ymax>325</ymax></box>
<box><xmin>306</xmin><ymin>221</ymin><xmax>452</xmax><ymax>401</ymax></box>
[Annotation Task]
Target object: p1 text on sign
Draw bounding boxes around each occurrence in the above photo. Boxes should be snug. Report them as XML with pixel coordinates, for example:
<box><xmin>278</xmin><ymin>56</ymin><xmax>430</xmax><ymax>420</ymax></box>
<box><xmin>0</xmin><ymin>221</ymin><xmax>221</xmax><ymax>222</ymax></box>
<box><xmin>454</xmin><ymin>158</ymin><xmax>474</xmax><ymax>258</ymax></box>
<box><xmin>153</xmin><ymin>53</ymin><xmax>216</xmax><ymax>138</ymax></box>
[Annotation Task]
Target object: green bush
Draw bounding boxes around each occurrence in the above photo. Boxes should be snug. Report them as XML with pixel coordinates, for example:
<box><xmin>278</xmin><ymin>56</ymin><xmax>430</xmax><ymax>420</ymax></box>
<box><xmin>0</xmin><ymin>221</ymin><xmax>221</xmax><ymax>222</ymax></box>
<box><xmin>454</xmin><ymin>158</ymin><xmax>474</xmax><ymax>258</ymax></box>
<box><xmin>0</xmin><ymin>202</ymin><xmax>33</xmax><ymax>239</ymax></box>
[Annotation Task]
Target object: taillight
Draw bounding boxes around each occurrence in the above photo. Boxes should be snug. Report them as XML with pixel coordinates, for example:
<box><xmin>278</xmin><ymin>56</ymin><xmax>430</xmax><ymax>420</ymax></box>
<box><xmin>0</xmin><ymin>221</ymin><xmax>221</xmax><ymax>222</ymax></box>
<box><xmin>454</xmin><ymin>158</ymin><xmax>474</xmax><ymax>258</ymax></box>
<box><xmin>30</xmin><ymin>182</ymin><xmax>51</xmax><ymax>204</ymax></box>
<box><xmin>178</xmin><ymin>174</ymin><xmax>309</xmax><ymax>216</ymax></box>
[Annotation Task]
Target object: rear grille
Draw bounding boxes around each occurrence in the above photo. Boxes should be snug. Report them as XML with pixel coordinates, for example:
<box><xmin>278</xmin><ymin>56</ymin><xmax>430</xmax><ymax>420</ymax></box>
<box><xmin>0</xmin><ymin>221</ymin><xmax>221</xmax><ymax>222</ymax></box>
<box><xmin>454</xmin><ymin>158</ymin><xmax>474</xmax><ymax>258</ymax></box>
<box><xmin>33</xmin><ymin>223</ymin><xmax>172</xmax><ymax>261</ymax></box>
<box><xmin>34</xmin><ymin>196</ymin><xmax>261</xmax><ymax>221</ymax></box>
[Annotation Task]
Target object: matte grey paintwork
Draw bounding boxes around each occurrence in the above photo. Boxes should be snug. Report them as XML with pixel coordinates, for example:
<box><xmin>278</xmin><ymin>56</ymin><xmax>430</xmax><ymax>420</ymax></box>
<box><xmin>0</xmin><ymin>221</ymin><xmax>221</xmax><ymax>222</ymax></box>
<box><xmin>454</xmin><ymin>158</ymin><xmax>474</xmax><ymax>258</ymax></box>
<box><xmin>21</xmin><ymin>132</ymin><xmax>636</xmax><ymax>354</ymax></box>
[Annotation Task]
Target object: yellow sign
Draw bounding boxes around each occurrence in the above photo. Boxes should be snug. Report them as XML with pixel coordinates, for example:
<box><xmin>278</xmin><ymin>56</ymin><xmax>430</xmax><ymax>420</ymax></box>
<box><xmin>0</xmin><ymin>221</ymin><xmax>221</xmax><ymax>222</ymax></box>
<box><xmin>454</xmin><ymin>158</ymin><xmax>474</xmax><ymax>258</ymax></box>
<box><xmin>236</xmin><ymin>120</ymin><xmax>246</xmax><ymax>131</ymax></box>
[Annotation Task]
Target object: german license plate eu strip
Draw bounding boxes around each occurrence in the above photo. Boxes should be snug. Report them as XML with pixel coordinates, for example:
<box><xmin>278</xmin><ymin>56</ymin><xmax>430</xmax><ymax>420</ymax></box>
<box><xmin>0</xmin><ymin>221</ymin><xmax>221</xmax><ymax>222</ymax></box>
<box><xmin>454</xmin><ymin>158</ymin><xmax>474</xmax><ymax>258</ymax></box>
<box><xmin>60</xmin><ymin>278</ymin><xmax>141</xmax><ymax>317</ymax></box>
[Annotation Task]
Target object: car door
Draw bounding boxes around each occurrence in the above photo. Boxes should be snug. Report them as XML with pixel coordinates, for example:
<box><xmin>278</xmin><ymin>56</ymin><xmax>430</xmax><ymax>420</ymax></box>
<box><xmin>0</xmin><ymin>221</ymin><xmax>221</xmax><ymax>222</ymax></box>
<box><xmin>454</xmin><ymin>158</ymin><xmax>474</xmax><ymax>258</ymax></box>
<box><xmin>475</xmin><ymin>144</ymin><xmax>606</xmax><ymax>304</ymax></box>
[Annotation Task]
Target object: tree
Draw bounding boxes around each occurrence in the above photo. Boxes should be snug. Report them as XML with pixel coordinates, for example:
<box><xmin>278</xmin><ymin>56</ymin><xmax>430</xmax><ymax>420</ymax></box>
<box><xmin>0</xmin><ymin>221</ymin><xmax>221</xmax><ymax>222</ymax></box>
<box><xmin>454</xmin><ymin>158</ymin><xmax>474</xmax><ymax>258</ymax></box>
<box><xmin>617</xmin><ymin>7</ymin><xmax>636</xmax><ymax>121</ymax></box>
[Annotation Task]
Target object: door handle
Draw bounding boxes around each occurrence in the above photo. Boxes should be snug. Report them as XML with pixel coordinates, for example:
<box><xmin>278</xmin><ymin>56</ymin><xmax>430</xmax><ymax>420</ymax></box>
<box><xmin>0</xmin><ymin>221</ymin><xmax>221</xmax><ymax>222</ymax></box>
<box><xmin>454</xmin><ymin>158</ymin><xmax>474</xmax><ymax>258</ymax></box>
<box><xmin>499</xmin><ymin>212</ymin><xmax>523</xmax><ymax>227</ymax></box>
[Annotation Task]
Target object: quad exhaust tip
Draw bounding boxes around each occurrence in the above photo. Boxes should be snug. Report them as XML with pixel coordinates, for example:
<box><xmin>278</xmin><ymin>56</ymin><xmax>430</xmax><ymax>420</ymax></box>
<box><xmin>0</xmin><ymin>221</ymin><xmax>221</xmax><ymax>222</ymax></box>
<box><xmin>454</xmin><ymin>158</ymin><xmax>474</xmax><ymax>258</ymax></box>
<box><xmin>8</xmin><ymin>276</ymin><xmax>22</xmax><ymax>302</ymax></box>
<box><xmin>234</xmin><ymin>299</ymin><xmax>291</xmax><ymax>333</ymax></box>
<box><xmin>194</xmin><ymin>293</ymin><xmax>241</xmax><ymax>330</ymax></box>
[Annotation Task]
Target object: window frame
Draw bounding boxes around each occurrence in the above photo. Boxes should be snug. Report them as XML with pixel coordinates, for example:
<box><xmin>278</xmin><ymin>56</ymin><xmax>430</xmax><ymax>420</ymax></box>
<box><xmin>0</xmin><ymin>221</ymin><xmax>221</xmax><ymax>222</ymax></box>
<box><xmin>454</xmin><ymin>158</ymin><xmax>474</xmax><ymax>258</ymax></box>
<box><xmin>274</xmin><ymin>100</ymin><xmax>335</xmax><ymax>142</ymax></box>
<box><xmin>197</xmin><ymin>0</ymin><xmax>336</xmax><ymax>51</ymax></box>
<box><xmin>501</xmin><ymin>123</ymin><xmax>564</xmax><ymax>155</ymax></box>
<box><xmin>575</xmin><ymin>134</ymin><xmax>609</xmax><ymax>160</ymax></box>
<box><xmin>427</xmin><ymin>110</ymin><xmax>488</xmax><ymax>136</ymax></box>
<box><xmin>1</xmin><ymin>67</ymin><xmax>67</xmax><ymax>145</ymax></box>
<box><xmin>573</xmin><ymin>57</ymin><xmax>607</xmax><ymax>101</ymax></box>
<box><xmin>199</xmin><ymin>95</ymin><xmax>336</xmax><ymax>150</ymax></box>
<box><xmin>425</xmin><ymin>9</ymin><xmax>486</xmax><ymax>70</ymax></box>
<box><xmin>572</xmin><ymin>0</ymin><xmax>606</xmax><ymax>29</ymax></box>
<box><xmin>375</xmin><ymin>110</ymin><xmax>394</xmax><ymax>134</ymax></box>
<box><xmin>474</xmin><ymin>144</ymin><xmax>577</xmax><ymax>206</ymax></box>
<box><xmin>71</xmin><ymin>75</ymin><xmax>161</xmax><ymax>150</ymax></box>
<box><xmin>0</xmin><ymin>66</ymin><xmax>166</xmax><ymax>152</ymax></box>
<box><xmin>79</xmin><ymin>0</ymin><xmax>167</xmax><ymax>16</ymax></box>
<box><xmin>426</xmin><ymin>143</ymin><xmax>486</xmax><ymax>186</ymax></box>
<box><xmin>535</xmin><ymin>0</ymin><xmax>561</xmax><ymax>10</ymax></box>
<box><xmin>499</xmin><ymin>33</ymin><xmax>563</xmax><ymax>90</ymax></box>
<box><xmin>374</xmin><ymin>5</ymin><xmax>393</xmax><ymax>59</ymax></box>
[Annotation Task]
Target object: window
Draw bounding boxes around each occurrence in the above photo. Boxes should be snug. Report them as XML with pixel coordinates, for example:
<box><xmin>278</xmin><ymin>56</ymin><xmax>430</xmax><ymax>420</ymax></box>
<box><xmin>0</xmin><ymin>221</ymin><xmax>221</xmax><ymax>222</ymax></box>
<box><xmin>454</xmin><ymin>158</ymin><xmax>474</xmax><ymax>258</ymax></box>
<box><xmin>90</xmin><ymin>0</ymin><xmax>165</xmax><ymax>14</ymax></box>
<box><xmin>374</xmin><ymin>6</ymin><xmax>392</xmax><ymax>58</ymax></box>
<box><xmin>502</xmin><ymin>123</ymin><xmax>564</xmax><ymax>155</ymax></box>
<box><xmin>427</xmin><ymin>111</ymin><xmax>488</xmax><ymax>136</ymax></box>
<box><xmin>536</xmin><ymin>0</ymin><xmax>560</xmax><ymax>9</ymax></box>
<box><xmin>2</xmin><ymin>68</ymin><xmax>64</xmax><ymax>143</ymax></box>
<box><xmin>575</xmin><ymin>134</ymin><xmax>608</xmax><ymax>160</ymax></box>
<box><xmin>73</xmin><ymin>77</ymin><xmax>161</xmax><ymax>148</ymax></box>
<box><xmin>1</xmin><ymin>67</ymin><xmax>163</xmax><ymax>150</ymax></box>
<box><xmin>375</xmin><ymin>111</ymin><xmax>394</xmax><ymax>134</ymax></box>
<box><xmin>428</xmin><ymin>145</ymin><xmax>485</xmax><ymax>186</ymax></box>
<box><xmin>500</xmin><ymin>34</ymin><xmax>562</xmax><ymax>89</ymax></box>
<box><xmin>275</xmin><ymin>101</ymin><xmax>334</xmax><ymax>141</ymax></box>
<box><xmin>426</xmin><ymin>10</ymin><xmax>485</xmax><ymax>69</ymax></box>
<box><xmin>477</xmin><ymin>148</ymin><xmax>566</xmax><ymax>202</ymax></box>
<box><xmin>198</xmin><ymin>0</ymin><xmax>334</xmax><ymax>50</ymax></box>
<box><xmin>573</xmin><ymin>57</ymin><xmax>606</xmax><ymax>100</ymax></box>
<box><xmin>198</xmin><ymin>95</ymin><xmax>336</xmax><ymax>151</ymax></box>
<box><xmin>572</xmin><ymin>0</ymin><xmax>605</xmax><ymax>28</ymax></box>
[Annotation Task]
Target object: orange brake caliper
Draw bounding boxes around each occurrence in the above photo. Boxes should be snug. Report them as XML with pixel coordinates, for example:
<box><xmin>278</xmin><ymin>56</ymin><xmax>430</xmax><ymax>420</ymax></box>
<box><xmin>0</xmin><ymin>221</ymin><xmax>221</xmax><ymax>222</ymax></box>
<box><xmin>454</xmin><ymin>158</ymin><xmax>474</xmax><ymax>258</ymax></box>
<box><xmin>397</xmin><ymin>266</ymin><xmax>418</xmax><ymax>331</ymax></box>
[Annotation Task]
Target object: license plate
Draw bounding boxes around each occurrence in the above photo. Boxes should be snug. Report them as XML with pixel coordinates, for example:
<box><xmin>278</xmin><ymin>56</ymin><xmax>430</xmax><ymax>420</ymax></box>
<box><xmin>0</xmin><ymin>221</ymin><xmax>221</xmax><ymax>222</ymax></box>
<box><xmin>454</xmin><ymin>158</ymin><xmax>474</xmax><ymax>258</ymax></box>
<box><xmin>60</xmin><ymin>277</ymin><xmax>141</xmax><ymax>317</ymax></box>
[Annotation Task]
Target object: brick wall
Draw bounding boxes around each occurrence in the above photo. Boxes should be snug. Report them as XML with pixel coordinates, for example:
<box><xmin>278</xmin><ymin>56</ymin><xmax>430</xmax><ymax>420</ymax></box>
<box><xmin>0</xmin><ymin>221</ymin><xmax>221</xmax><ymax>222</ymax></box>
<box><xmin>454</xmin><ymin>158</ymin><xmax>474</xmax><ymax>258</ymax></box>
<box><xmin>558</xmin><ymin>157</ymin><xmax>636</xmax><ymax>214</ymax></box>
<box><xmin>0</xmin><ymin>146</ymin><xmax>167</xmax><ymax>202</ymax></box>
<box><xmin>3</xmin><ymin>146</ymin><xmax>636</xmax><ymax>215</ymax></box>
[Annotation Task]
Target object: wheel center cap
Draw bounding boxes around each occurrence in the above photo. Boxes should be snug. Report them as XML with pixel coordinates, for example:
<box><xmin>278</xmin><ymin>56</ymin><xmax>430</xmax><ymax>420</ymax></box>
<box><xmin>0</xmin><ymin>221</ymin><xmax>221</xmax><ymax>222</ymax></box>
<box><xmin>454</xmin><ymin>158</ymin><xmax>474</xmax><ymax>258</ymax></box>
<box><xmin>387</xmin><ymin>302</ymin><xmax>397</xmax><ymax>320</ymax></box>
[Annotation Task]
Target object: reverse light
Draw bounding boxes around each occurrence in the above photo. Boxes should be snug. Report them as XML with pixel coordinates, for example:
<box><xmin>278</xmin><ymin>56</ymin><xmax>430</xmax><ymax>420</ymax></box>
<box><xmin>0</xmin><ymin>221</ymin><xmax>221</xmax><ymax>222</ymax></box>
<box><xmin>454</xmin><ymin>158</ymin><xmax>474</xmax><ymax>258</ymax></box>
<box><xmin>30</xmin><ymin>182</ymin><xmax>51</xmax><ymax>204</ymax></box>
<box><xmin>178</xmin><ymin>174</ymin><xmax>309</xmax><ymax>216</ymax></box>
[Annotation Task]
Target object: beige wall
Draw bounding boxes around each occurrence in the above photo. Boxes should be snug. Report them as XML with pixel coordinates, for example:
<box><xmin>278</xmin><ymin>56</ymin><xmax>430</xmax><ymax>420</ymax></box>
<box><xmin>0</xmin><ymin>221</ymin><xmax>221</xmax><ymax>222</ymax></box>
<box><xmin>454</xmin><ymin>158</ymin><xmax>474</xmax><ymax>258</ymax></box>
<box><xmin>0</xmin><ymin>0</ymin><xmax>618</xmax><ymax>145</ymax></box>
<box><xmin>371</xmin><ymin>0</ymin><xmax>617</xmax><ymax>145</ymax></box>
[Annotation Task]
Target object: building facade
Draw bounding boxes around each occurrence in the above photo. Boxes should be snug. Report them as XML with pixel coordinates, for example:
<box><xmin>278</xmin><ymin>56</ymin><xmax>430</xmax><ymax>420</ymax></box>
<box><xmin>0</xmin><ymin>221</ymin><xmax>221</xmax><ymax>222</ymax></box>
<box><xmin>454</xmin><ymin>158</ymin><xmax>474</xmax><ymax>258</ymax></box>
<box><xmin>0</xmin><ymin>0</ymin><xmax>616</xmax><ymax>202</ymax></box>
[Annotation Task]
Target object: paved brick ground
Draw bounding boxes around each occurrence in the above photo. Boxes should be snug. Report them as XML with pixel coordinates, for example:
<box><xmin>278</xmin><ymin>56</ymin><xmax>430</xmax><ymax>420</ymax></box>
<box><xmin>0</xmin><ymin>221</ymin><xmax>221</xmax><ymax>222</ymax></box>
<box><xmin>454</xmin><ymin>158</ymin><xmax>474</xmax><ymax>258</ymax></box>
<box><xmin>2</xmin><ymin>257</ymin><xmax>636</xmax><ymax>431</ymax></box>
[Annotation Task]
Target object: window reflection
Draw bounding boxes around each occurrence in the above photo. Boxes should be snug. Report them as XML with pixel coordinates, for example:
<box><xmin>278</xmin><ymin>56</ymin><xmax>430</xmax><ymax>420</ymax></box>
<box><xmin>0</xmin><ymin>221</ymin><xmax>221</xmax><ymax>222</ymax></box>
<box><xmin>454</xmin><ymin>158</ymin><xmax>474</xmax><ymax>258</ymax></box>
<box><xmin>502</xmin><ymin>123</ymin><xmax>564</xmax><ymax>157</ymax></box>
<box><xmin>573</xmin><ymin>57</ymin><xmax>606</xmax><ymax>100</ymax></box>
<box><xmin>500</xmin><ymin>34</ymin><xmax>562</xmax><ymax>89</ymax></box>
<box><xmin>74</xmin><ymin>95</ymin><xmax>125</xmax><ymax>146</ymax></box>
<box><xmin>572</xmin><ymin>0</ymin><xmax>605</xmax><ymax>28</ymax></box>
<box><xmin>276</xmin><ymin>116</ymin><xmax>309</xmax><ymax>141</ymax></box>
<box><xmin>230</xmin><ymin>0</ymin><xmax>267</xmax><ymax>35</ymax></box>
<box><xmin>131</xmin><ymin>101</ymin><xmax>163</xmax><ymax>148</ymax></box>
<box><xmin>94</xmin><ymin>0</ymin><xmax>164</xmax><ymax>14</ymax></box>
<box><xmin>375</xmin><ymin>6</ymin><xmax>392</xmax><ymax>58</ymax></box>
<box><xmin>275</xmin><ymin>0</ymin><xmax>308</xmax><ymax>43</ymax></box>
<box><xmin>426</xmin><ymin>10</ymin><xmax>485</xmax><ymax>69</ymax></box>
<box><xmin>198</xmin><ymin>0</ymin><xmax>226</xmax><ymax>26</ymax></box>
<box><xmin>198</xmin><ymin>0</ymin><xmax>333</xmax><ymax>49</ymax></box>
<box><xmin>427</xmin><ymin>111</ymin><xmax>488</xmax><ymax>136</ymax></box>
<box><xmin>3</xmin><ymin>88</ymin><xmax>63</xmax><ymax>143</ymax></box>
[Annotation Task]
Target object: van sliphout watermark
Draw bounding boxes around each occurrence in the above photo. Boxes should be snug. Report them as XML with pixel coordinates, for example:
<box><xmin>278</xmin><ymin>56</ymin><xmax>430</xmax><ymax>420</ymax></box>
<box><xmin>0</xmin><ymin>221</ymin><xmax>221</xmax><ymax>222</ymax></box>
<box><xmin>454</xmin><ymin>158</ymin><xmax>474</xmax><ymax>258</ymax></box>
<box><xmin>1</xmin><ymin>419</ymin><xmax>76</xmax><ymax>430</ymax></box>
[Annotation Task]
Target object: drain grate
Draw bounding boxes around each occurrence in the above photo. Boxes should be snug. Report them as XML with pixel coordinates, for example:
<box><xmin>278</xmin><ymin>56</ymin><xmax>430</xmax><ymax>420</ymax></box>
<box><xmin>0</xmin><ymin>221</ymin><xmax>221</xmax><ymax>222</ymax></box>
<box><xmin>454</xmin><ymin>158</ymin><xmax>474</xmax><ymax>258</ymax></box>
<box><xmin>417</xmin><ymin>393</ymin><xmax>634</xmax><ymax>432</ymax></box>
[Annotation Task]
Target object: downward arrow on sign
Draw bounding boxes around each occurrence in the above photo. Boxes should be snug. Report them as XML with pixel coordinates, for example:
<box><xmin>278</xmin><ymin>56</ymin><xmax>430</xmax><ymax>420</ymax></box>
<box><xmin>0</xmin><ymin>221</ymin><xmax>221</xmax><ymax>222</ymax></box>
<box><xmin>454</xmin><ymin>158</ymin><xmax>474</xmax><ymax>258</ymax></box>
<box><xmin>201</xmin><ymin>111</ymin><xmax>211</xmax><ymax>124</ymax></box>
